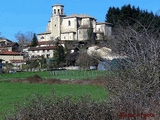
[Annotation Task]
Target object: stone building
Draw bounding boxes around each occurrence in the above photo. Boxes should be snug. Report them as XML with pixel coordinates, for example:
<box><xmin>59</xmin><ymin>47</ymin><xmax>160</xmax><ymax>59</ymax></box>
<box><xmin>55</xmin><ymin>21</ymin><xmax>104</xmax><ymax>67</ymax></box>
<box><xmin>0</xmin><ymin>37</ymin><xmax>24</xmax><ymax>70</ymax></box>
<box><xmin>0</xmin><ymin>37</ymin><xmax>19</xmax><ymax>52</ymax></box>
<box><xmin>37</xmin><ymin>4</ymin><xmax>112</xmax><ymax>42</ymax></box>
<box><xmin>28</xmin><ymin>4</ymin><xmax>112</xmax><ymax>59</ymax></box>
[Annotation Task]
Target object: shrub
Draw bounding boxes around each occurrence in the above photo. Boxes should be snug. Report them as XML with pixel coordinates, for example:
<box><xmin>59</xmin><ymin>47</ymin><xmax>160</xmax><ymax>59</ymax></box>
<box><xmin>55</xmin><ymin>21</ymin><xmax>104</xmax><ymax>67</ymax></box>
<box><xmin>3</xmin><ymin>93</ymin><xmax>114</xmax><ymax>120</ymax></box>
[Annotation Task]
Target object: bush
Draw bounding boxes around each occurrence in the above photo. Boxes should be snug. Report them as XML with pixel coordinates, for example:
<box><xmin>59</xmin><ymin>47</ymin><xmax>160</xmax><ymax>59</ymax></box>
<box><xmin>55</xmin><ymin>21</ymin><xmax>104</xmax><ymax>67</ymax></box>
<box><xmin>3</xmin><ymin>93</ymin><xmax>114</xmax><ymax>120</ymax></box>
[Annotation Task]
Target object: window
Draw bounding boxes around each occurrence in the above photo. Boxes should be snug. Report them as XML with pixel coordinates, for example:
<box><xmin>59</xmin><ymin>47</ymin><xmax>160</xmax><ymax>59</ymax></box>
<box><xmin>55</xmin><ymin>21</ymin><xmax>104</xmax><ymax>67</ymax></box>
<box><xmin>64</xmin><ymin>36</ymin><xmax>66</xmax><ymax>39</ymax></box>
<box><xmin>58</xmin><ymin>9</ymin><xmax>60</xmax><ymax>14</ymax></box>
<box><xmin>54</xmin><ymin>9</ymin><xmax>56</xmax><ymax>14</ymax></box>
<box><xmin>43</xmin><ymin>50</ymin><xmax>45</xmax><ymax>52</ymax></box>
<box><xmin>61</xmin><ymin>9</ymin><xmax>63</xmax><ymax>14</ymax></box>
<box><xmin>41</xmin><ymin>36</ymin><xmax>44</xmax><ymax>39</ymax></box>
<box><xmin>68</xmin><ymin>20</ymin><xmax>71</xmax><ymax>26</ymax></box>
<box><xmin>55</xmin><ymin>24</ymin><xmax>56</xmax><ymax>27</ymax></box>
<box><xmin>79</xmin><ymin>31</ymin><xmax>81</xmax><ymax>34</ymax></box>
<box><xmin>47</xmin><ymin>54</ymin><xmax>50</xmax><ymax>58</ymax></box>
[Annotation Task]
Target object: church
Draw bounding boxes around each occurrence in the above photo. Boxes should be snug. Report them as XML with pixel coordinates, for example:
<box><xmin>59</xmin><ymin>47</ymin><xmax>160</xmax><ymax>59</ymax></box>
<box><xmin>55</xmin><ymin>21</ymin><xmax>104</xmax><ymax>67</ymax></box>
<box><xmin>28</xmin><ymin>4</ymin><xmax>112</xmax><ymax>59</ymax></box>
<box><xmin>37</xmin><ymin>4</ymin><xmax>112</xmax><ymax>42</ymax></box>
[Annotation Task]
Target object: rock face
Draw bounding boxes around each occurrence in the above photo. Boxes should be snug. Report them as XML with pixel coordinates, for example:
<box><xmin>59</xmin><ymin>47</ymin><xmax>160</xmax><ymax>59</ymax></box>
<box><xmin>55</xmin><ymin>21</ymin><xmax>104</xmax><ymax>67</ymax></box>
<box><xmin>87</xmin><ymin>46</ymin><xmax>127</xmax><ymax>60</ymax></box>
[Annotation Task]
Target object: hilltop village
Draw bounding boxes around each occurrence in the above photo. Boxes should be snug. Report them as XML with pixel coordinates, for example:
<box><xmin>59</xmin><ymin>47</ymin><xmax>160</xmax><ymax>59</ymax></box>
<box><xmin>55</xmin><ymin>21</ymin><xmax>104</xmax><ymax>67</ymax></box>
<box><xmin>0</xmin><ymin>4</ymin><xmax>114</xmax><ymax>72</ymax></box>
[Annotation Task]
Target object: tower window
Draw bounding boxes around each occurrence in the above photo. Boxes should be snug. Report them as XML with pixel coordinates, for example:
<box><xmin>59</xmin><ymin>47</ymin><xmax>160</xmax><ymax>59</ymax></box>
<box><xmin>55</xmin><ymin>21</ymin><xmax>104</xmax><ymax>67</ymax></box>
<box><xmin>58</xmin><ymin>9</ymin><xmax>60</xmax><ymax>14</ymax></box>
<box><xmin>68</xmin><ymin>20</ymin><xmax>71</xmax><ymax>26</ymax></box>
<box><xmin>54</xmin><ymin>9</ymin><xmax>56</xmax><ymax>14</ymax></box>
<box><xmin>61</xmin><ymin>9</ymin><xmax>63</xmax><ymax>14</ymax></box>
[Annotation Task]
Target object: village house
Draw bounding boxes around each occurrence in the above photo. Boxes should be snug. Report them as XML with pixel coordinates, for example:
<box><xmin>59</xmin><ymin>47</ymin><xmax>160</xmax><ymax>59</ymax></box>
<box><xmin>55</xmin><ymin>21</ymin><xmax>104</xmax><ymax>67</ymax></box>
<box><xmin>28</xmin><ymin>46</ymin><xmax>56</xmax><ymax>59</ymax></box>
<box><xmin>0</xmin><ymin>37</ymin><xmax>19</xmax><ymax>52</ymax></box>
<box><xmin>0</xmin><ymin>37</ymin><xmax>24</xmax><ymax>70</ymax></box>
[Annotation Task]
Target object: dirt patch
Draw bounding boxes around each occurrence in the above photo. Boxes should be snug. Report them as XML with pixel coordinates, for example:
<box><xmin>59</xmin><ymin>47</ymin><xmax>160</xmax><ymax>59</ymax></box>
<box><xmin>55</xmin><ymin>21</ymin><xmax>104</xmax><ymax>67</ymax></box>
<box><xmin>27</xmin><ymin>74</ymin><xmax>43</xmax><ymax>83</ymax></box>
<box><xmin>10</xmin><ymin>74</ymin><xmax>106</xmax><ymax>86</ymax></box>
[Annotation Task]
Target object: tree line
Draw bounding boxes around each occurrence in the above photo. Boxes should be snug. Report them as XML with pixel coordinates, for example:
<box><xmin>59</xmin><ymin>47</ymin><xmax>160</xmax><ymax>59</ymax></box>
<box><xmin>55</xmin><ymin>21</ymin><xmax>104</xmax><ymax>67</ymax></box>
<box><xmin>106</xmin><ymin>4</ymin><xmax>160</xmax><ymax>31</ymax></box>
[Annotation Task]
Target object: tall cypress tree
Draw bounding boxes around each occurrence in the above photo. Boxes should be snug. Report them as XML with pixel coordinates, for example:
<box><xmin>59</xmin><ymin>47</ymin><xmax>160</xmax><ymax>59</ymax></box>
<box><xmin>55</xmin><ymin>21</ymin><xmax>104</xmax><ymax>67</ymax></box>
<box><xmin>30</xmin><ymin>33</ymin><xmax>38</xmax><ymax>47</ymax></box>
<box><xmin>53</xmin><ymin>41</ymin><xmax>65</xmax><ymax>68</ymax></box>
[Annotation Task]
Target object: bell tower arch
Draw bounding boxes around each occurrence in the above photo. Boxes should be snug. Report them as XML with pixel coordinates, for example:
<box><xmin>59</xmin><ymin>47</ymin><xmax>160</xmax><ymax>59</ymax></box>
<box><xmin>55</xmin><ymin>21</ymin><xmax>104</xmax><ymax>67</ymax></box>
<box><xmin>52</xmin><ymin>4</ymin><xmax>64</xmax><ymax>16</ymax></box>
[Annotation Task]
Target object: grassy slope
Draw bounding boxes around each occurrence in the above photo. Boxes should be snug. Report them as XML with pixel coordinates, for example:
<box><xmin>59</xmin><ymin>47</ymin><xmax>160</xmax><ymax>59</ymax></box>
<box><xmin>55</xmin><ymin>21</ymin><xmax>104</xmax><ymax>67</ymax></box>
<box><xmin>0</xmin><ymin>82</ymin><xmax>107</xmax><ymax>117</ymax></box>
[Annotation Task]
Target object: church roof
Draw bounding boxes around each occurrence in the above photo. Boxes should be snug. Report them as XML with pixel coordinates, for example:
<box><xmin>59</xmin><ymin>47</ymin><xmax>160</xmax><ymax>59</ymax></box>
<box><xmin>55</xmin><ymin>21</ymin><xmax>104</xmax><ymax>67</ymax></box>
<box><xmin>96</xmin><ymin>22</ymin><xmax>113</xmax><ymax>26</ymax></box>
<box><xmin>37</xmin><ymin>32</ymin><xmax>51</xmax><ymax>35</ymax></box>
<box><xmin>52</xmin><ymin>4</ymin><xmax>64</xmax><ymax>7</ymax></box>
<box><xmin>64</xmin><ymin>14</ymin><xmax>96</xmax><ymax>19</ymax></box>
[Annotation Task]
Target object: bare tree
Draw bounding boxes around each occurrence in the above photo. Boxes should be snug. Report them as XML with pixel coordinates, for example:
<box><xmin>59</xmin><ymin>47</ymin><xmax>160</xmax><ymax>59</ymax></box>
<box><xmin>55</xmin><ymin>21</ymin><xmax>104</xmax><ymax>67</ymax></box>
<box><xmin>105</xmin><ymin>21</ymin><xmax>160</xmax><ymax>119</ymax></box>
<box><xmin>15</xmin><ymin>31</ymin><xmax>34</xmax><ymax>51</ymax></box>
<box><xmin>76</xmin><ymin>51</ymin><xmax>98</xmax><ymax>70</ymax></box>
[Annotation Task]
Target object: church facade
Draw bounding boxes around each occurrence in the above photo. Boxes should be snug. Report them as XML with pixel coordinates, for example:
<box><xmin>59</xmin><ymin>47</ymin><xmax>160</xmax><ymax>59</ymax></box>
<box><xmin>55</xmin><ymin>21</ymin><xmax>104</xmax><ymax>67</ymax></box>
<box><xmin>37</xmin><ymin>4</ymin><xmax>112</xmax><ymax>42</ymax></box>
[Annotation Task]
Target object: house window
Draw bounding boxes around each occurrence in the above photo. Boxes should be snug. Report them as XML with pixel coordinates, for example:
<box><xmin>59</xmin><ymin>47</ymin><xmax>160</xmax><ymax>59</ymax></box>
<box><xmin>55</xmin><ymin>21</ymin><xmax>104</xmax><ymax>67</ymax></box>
<box><xmin>61</xmin><ymin>9</ymin><xmax>63</xmax><ymax>14</ymax></box>
<box><xmin>43</xmin><ymin>50</ymin><xmax>45</xmax><ymax>52</ymax></box>
<box><xmin>64</xmin><ymin>36</ymin><xmax>66</xmax><ymax>39</ymax></box>
<box><xmin>47</xmin><ymin>54</ymin><xmax>50</xmax><ymax>58</ymax></box>
<box><xmin>55</xmin><ymin>24</ymin><xmax>56</xmax><ymax>27</ymax></box>
<box><xmin>98</xmin><ymin>28</ymin><xmax>100</xmax><ymax>31</ymax></box>
<box><xmin>68</xmin><ymin>20</ymin><xmax>71</xmax><ymax>26</ymax></box>
<box><xmin>54</xmin><ymin>9</ymin><xmax>56</xmax><ymax>14</ymax></box>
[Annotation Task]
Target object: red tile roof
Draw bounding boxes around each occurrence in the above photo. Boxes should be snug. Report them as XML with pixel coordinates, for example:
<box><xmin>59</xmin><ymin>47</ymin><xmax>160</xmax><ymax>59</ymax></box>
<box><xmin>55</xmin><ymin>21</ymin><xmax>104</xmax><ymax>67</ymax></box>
<box><xmin>38</xmin><ymin>41</ymin><xmax>53</xmax><ymax>45</ymax></box>
<box><xmin>0</xmin><ymin>50</ymin><xmax>21</xmax><ymax>55</ymax></box>
<box><xmin>28</xmin><ymin>46</ymin><xmax>56</xmax><ymax>51</ymax></box>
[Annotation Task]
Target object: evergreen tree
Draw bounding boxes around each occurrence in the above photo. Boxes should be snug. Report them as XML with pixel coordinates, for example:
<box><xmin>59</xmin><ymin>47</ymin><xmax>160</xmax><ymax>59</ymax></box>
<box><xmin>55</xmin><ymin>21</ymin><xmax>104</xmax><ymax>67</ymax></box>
<box><xmin>53</xmin><ymin>41</ymin><xmax>65</xmax><ymax>68</ymax></box>
<box><xmin>30</xmin><ymin>33</ymin><xmax>38</xmax><ymax>47</ymax></box>
<box><xmin>105</xmin><ymin>4</ymin><xmax>160</xmax><ymax>31</ymax></box>
<box><xmin>105</xmin><ymin>7</ymin><xmax>120</xmax><ymax>25</ymax></box>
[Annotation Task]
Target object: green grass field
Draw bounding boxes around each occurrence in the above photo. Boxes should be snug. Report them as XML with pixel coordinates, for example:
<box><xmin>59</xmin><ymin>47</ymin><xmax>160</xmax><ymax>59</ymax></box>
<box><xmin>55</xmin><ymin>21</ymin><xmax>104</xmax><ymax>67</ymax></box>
<box><xmin>0</xmin><ymin>70</ymin><xmax>110</xmax><ymax>81</ymax></box>
<box><xmin>0</xmin><ymin>82</ymin><xmax>107</xmax><ymax>118</ymax></box>
<box><xmin>0</xmin><ymin>70</ymin><xmax>109</xmax><ymax>119</ymax></box>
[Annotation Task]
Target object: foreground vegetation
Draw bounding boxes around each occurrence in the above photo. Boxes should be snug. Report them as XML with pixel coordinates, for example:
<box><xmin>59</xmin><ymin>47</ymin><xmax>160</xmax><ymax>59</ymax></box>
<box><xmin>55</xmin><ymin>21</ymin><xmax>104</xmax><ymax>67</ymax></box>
<box><xmin>0</xmin><ymin>82</ymin><xmax>107</xmax><ymax>118</ymax></box>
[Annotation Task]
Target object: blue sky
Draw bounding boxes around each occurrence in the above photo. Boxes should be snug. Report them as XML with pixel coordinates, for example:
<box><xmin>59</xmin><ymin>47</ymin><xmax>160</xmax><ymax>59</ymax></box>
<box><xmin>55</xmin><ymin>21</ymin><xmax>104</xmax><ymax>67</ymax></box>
<box><xmin>0</xmin><ymin>0</ymin><xmax>160</xmax><ymax>42</ymax></box>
